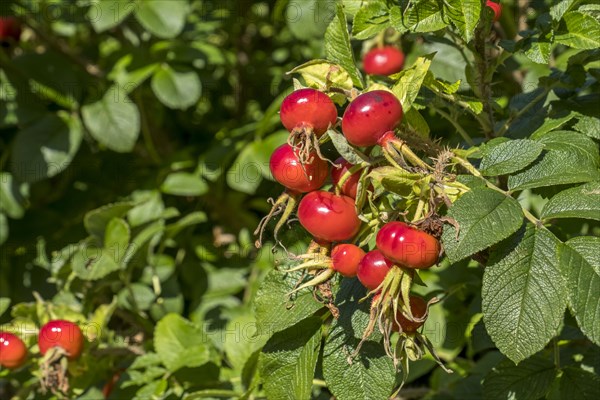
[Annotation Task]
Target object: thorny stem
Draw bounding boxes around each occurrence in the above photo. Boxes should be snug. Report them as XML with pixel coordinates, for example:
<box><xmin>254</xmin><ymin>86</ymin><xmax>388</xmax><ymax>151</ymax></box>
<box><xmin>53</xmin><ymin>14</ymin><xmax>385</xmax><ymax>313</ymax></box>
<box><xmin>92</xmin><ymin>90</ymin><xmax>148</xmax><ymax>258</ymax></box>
<box><xmin>472</xmin><ymin>25</ymin><xmax>496</xmax><ymax>139</ymax></box>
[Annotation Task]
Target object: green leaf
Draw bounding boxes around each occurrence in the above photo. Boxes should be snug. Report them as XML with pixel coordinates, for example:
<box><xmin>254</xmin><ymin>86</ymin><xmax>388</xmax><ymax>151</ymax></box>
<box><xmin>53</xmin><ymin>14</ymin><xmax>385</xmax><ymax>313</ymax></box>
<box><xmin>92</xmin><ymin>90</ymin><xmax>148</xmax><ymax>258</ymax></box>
<box><xmin>71</xmin><ymin>245</ymin><xmax>122</xmax><ymax>281</ymax></box>
<box><xmin>559</xmin><ymin>236</ymin><xmax>600</xmax><ymax>346</ymax></box>
<box><xmin>327</xmin><ymin>129</ymin><xmax>369</xmax><ymax>166</ymax></box>
<box><xmin>84</xmin><ymin>202</ymin><xmax>135</xmax><ymax>240</ymax></box>
<box><xmin>0</xmin><ymin>172</ymin><xmax>28</xmax><ymax>219</ymax></box>
<box><xmin>325</xmin><ymin>3</ymin><xmax>363</xmax><ymax>88</ymax></box>
<box><xmin>12</xmin><ymin>112</ymin><xmax>82</xmax><ymax>183</ymax></box>
<box><xmin>154</xmin><ymin>313</ymin><xmax>212</xmax><ymax>372</ymax></box>
<box><xmin>81</xmin><ymin>86</ymin><xmax>140</xmax><ymax>153</ymax></box>
<box><xmin>483</xmin><ymin>355</ymin><xmax>555</xmax><ymax>400</ymax></box>
<box><xmin>391</xmin><ymin>54</ymin><xmax>433</xmax><ymax>112</ymax></box>
<box><xmin>480</xmin><ymin>139</ymin><xmax>544</xmax><ymax>176</ymax></box>
<box><xmin>259</xmin><ymin>317</ymin><xmax>322</xmax><ymax>400</ymax></box>
<box><xmin>88</xmin><ymin>0</ymin><xmax>135</xmax><ymax>32</ymax></box>
<box><xmin>555</xmin><ymin>12</ymin><xmax>600</xmax><ymax>50</ymax></box>
<box><xmin>323</xmin><ymin>279</ymin><xmax>395</xmax><ymax>400</ymax></box>
<box><xmin>444</xmin><ymin>0</ymin><xmax>482</xmax><ymax>43</ymax></box>
<box><xmin>0</xmin><ymin>213</ymin><xmax>7</xmax><ymax>245</ymax></box>
<box><xmin>161</xmin><ymin>172</ymin><xmax>208</xmax><ymax>196</ymax></box>
<box><xmin>482</xmin><ymin>227</ymin><xmax>567</xmax><ymax>363</ymax></box>
<box><xmin>390</xmin><ymin>1</ymin><xmax>448</xmax><ymax>34</ymax></box>
<box><xmin>352</xmin><ymin>1</ymin><xmax>391</xmax><ymax>39</ymax></box>
<box><xmin>224</xmin><ymin>312</ymin><xmax>269</xmax><ymax>372</ymax></box>
<box><xmin>135</xmin><ymin>0</ymin><xmax>188</xmax><ymax>39</ymax></box>
<box><xmin>442</xmin><ymin>188</ymin><xmax>524</xmax><ymax>263</ymax></box>
<box><xmin>254</xmin><ymin>269</ymin><xmax>324</xmax><ymax>336</ymax></box>
<box><xmin>369</xmin><ymin>166</ymin><xmax>422</xmax><ymax>197</ymax></box>
<box><xmin>289</xmin><ymin>60</ymin><xmax>354</xmax><ymax>92</ymax></box>
<box><xmin>104</xmin><ymin>218</ymin><xmax>130</xmax><ymax>262</ymax></box>
<box><xmin>559</xmin><ymin>367</ymin><xmax>600</xmax><ymax>400</ymax></box>
<box><xmin>508</xmin><ymin>132</ymin><xmax>600</xmax><ymax>191</ymax></box>
<box><xmin>0</xmin><ymin>298</ymin><xmax>10</xmax><ymax>317</ymax></box>
<box><xmin>550</xmin><ymin>0</ymin><xmax>576</xmax><ymax>21</ymax></box>
<box><xmin>541</xmin><ymin>182</ymin><xmax>600</xmax><ymax>221</ymax></box>
<box><xmin>287</xmin><ymin>0</ymin><xmax>336</xmax><ymax>40</ymax></box>
<box><xmin>151</xmin><ymin>65</ymin><xmax>201</xmax><ymax>110</ymax></box>
<box><xmin>573</xmin><ymin>115</ymin><xmax>600</xmax><ymax>140</ymax></box>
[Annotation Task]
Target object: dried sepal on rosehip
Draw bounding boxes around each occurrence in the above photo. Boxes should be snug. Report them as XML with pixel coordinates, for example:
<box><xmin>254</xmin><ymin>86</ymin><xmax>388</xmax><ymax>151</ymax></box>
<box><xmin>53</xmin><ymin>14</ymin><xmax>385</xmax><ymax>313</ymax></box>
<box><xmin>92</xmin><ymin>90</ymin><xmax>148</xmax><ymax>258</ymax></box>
<box><xmin>281</xmin><ymin>88</ymin><xmax>338</xmax><ymax>164</ymax></box>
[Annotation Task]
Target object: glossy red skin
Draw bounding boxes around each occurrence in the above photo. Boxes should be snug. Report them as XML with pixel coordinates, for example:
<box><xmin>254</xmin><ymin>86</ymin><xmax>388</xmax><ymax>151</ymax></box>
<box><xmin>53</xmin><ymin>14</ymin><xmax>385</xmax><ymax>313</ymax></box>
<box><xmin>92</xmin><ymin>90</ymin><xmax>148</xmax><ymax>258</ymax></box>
<box><xmin>363</xmin><ymin>46</ymin><xmax>405</xmax><ymax>76</ymax></box>
<box><xmin>39</xmin><ymin>320</ymin><xmax>84</xmax><ymax>360</ymax></box>
<box><xmin>357</xmin><ymin>250</ymin><xmax>394</xmax><ymax>290</ymax></box>
<box><xmin>0</xmin><ymin>332</ymin><xmax>27</xmax><ymax>369</ymax></box>
<box><xmin>486</xmin><ymin>1</ymin><xmax>502</xmax><ymax>22</ymax></box>
<box><xmin>270</xmin><ymin>144</ymin><xmax>328</xmax><ymax>194</ymax></box>
<box><xmin>0</xmin><ymin>17</ymin><xmax>21</xmax><ymax>42</ymax></box>
<box><xmin>342</xmin><ymin>90</ymin><xmax>403</xmax><ymax>147</ymax></box>
<box><xmin>393</xmin><ymin>295</ymin><xmax>427</xmax><ymax>333</ymax></box>
<box><xmin>298</xmin><ymin>191</ymin><xmax>361</xmax><ymax>242</ymax></box>
<box><xmin>376</xmin><ymin>222</ymin><xmax>440</xmax><ymax>269</ymax></box>
<box><xmin>280</xmin><ymin>88</ymin><xmax>338</xmax><ymax>136</ymax></box>
<box><xmin>331</xmin><ymin>158</ymin><xmax>361</xmax><ymax>198</ymax></box>
<box><xmin>331</xmin><ymin>244</ymin><xmax>366</xmax><ymax>277</ymax></box>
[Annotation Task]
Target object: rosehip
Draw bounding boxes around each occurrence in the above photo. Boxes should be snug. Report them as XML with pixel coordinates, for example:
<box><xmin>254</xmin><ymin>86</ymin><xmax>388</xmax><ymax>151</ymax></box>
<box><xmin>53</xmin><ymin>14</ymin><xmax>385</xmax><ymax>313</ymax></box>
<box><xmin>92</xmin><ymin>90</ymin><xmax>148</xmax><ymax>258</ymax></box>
<box><xmin>363</xmin><ymin>46</ymin><xmax>405</xmax><ymax>76</ymax></box>
<box><xmin>331</xmin><ymin>158</ymin><xmax>362</xmax><ymax>198</ymax></box>
<box><xmin>270</xmin><ymin>143</ymin><xmax>328</xmax><ymax>194</ymax></box>
<box><xmin>486</xmin><ymin>1</ymin><xmax>502</xmax><ymax>22</ymax></box>
<box><xmin>280</xmin><ymin>88</ymin><xmax>338</xmax><ymax>136</ymax></box>
<box><xmin>342</xmin><ymin>90</ymin><xmax>403</xmax><ymax>147</ymax></box>
<box><xmin>298</xmin><ymin>191</ymin><xmax>361</xmax><ymax>242</ymax></box>
<box><xmin>357</xmin><ymin>250</ymin><xmax>393</xmax><ymax>290</ymax></box>
<box><xmin>393</xmin><ymin>295</ymin><xmax>428</xmax><ymax>333</ymax></box>
<box><xmin>0</xmin><ymin>17</ymin><xmax>21</xmax><ymax>44</ymax></box>
<box><xmin>0</xmin><ymin>332</ymin><xmax>27</xmax><ymax>369</ymax></box>
<box><xmin>38</xmin><ymin>320</ymin><xmax>84</xmax><ymax>360</ymax></box>
<box><xmin>376</xmin><ymin>222</ymin><xmax>440</xmax><ymax>269</ymax></box>
<box><xmin>331</xmin><ymin>243</ymin><xmax>366</xmax><ymax>277</ymax></box>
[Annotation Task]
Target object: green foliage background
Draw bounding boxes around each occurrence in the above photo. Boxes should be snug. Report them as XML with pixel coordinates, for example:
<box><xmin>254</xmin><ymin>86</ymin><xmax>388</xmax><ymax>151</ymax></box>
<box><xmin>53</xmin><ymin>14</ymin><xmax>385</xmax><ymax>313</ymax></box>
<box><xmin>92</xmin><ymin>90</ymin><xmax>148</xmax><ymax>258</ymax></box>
<box><xmin>0</xmin><ymin>0</ymin><xmax>599</xmax><ymax>399</ymax></box>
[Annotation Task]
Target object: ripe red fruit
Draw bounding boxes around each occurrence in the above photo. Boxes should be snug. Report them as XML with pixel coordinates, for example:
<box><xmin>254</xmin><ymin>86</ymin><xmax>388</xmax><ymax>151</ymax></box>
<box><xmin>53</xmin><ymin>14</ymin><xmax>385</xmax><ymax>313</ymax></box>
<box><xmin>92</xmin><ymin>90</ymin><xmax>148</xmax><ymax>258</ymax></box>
<box><xmin>331</xmin><ymin>158</ymin><xmax>362</xmax><ymax>198</ymax></box>
<box><xmin>393</xmin><ymin>295</ymin><xmax>428</xmax><ymax>333</ymax></box>
<box><xmin>363</xmin><ymin>46</ymin><xmax>405</xmax><ymax>76</ymax></box>
<box><xmin>342</xmin><ymin>90</ymin><xmax>403</xmax><ymax>147</ymax></box>
<box><xmin>298</xmin><ymin>191</ymin><xmax>361</xmax><ymax>242</ymax></box>
<box><xmin>376</xmin><ymin>222</ymin><xmax>441</xmax><ymax>269</ymax></box>
<box><xmin>38</xmin><ymin>320</ymin><xmax>84</xmax><ymax>360</ymax></box>
<box><xmin>331</xmin><ymin>243</ymin><xmax>366</xmax><ymax>277</ymax></box>
<box><xmin>357</xmin><ymin>250</ymin><xmax>394</xmax><ymax>290</ymax></box>
<box><xmin>486</xmin><ymin>1</ymin><xmax>502</xmax><ymax>22</ymax></box>
<box><xmin>0</xmin><ymin>17</ymin><xmax>21</xmax><ymax>43</ymax></box>
<box><xmin>270</xmin><ymin>143</ymin><xmax>328</xmax><ymax>194</ymax></box>
<box><xmin>280</xmin><ymin>88</ymin><xmax>338</xmax><ymax>136</ymax></box>
<box><xmin>0</xmin><ymin>332</ymin><xmax>27</xmax><ymax>369</ymax></box>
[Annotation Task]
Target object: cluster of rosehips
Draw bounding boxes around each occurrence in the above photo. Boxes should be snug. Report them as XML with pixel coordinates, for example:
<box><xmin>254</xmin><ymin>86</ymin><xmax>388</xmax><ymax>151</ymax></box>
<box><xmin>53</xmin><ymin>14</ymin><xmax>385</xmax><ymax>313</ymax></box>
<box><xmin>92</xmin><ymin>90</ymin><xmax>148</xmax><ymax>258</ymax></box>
<box><xmin>257</xmin><ymin>43</ymin><xmax>446</xmax><ymax>337</ymax></box>
<box><xmin>0</xmin><ymin>320</ymin><xmax>83</xmax><ymax>370</ymax></box>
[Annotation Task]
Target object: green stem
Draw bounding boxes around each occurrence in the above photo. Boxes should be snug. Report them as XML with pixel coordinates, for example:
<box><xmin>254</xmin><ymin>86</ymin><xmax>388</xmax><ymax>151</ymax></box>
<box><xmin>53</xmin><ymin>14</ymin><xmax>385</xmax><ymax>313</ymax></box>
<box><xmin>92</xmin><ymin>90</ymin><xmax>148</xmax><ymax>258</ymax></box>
<box><xmin>334</xmin><ymin>163</ymin><xmax>368</xmax><ymax>196</ymax></box>
<box><xmin>390</xmin><ymin>140</ymin><xmax>433</xmax><ymax>171</ymax></box>
<box><xmin>430</xmin><ymin>106</ymin><xmax>476</xmax><ymax>146</ymax></box>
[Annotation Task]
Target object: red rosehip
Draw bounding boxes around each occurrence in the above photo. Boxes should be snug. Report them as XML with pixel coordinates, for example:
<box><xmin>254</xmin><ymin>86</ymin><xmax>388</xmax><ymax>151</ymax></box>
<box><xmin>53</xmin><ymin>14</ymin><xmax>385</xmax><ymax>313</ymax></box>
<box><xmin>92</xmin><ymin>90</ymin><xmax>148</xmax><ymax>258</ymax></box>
<box><xmin>363</xmin><ymin>46</ymin><xmax>405</xmax><ymax>76</ymax></box>
<box><xmin>0</xmin><ymin>332</ymin><xmax>27</xmax><ymax>369</ymax></box>
<box><xmin>357</xmin><ymin>250</ymin><xmax>394</xmax><ymax>290</ymax></box>
<box><xmin>0</xmin><ymin>17</ymin><xmax>21</xmax><ymax>43</ymax></box>
<box><xmin>270</xmin><ymin>143</ymin><xmax>328</xmax><ymax>194</ymax></box>
<box><xmin>38</xmin><ymin>320</ymin><xmax>84</xmax><ymax>360</ymax></box>
<box><xmin>280</xmin><ymin>88</ymin><xmax>338</xmax><ymax>136</ymax></box>
<box><xmin>331</xmin><ymin>243</ymin><xmax>366</xmax><ymax>277</ymax></box>
<box><xmin>393</xmin><ymin>295</ymin><xmax>428</xmax><ymax>333</ymax></box>
<box><xmin>297</xmin><ymin>191</ymin><xmax>361</xmax><ymax>242</ymax></box>
<box><xmin>342</xmin><ymin>90</ymin><xmax>403</xmax><ymax>147</ymax></box>
<box><xmin>331</xmin><ymin>158</ymin><xmax>362</xmax><ymax>198</ymax></box>
<box><xmin>376</xmin><ymin>222</ymin><xmax>440</xmax><ymax>269</ymax></box>
<box><xmin>486</xmin><ymin>1</ymin><xmax>502</xmax><ymax>22</ymax></box>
